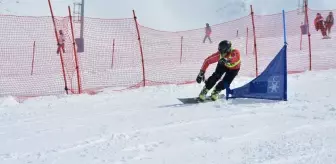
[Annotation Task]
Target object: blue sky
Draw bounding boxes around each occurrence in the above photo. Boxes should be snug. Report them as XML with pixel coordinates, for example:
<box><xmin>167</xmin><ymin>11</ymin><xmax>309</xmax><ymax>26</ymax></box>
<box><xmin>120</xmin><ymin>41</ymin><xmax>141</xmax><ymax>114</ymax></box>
<box><xmin>1</xmin><ymin>0</ymin><xmax>336</xmax><ymax>31</ymax></box>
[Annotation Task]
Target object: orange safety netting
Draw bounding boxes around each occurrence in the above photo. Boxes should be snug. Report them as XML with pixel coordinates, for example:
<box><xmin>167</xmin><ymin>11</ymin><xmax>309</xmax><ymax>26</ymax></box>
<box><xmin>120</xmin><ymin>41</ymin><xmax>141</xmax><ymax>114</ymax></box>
<box><xmin>0</xmin><ymin>7</ymin><xmax>335</xmax><ymax>97</ymax></box>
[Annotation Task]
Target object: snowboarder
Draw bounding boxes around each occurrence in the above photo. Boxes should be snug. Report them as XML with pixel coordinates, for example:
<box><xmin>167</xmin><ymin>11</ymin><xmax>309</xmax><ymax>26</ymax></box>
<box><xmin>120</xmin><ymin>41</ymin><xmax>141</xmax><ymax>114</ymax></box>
<box><xmin>196</xmin><ymin>40</ymin><xmax>241</xmax><ymax>101</ymax></box>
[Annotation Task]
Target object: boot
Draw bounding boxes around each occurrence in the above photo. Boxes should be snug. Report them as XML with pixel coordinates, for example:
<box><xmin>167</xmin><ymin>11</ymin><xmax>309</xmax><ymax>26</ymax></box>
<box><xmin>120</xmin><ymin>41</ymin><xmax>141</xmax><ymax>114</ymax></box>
<box><xmin>198</xmin><ymin>86</ymin><xmax>209</xmax><ymax>101</ymax></box>
<box><xmin>210</xmin><ymin>89</ymin><xmax>221</xmax><ymax>101</ymax></box>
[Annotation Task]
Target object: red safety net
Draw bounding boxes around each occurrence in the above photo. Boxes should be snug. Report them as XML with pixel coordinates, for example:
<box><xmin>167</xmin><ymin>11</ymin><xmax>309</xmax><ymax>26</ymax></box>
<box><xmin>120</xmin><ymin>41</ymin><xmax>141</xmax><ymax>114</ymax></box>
<box><xmin>0</xmin><ymin>7</ymin><xmax>335</xmax><ymax>97</ymax></box>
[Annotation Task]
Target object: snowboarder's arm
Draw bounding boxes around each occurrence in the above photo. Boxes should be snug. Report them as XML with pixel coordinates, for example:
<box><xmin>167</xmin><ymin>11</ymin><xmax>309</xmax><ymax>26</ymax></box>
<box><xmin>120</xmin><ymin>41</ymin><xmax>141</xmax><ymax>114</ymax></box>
<box><xmin>200</xmin><ymin>51</ymin><xmax>220</xmax><ymax>72</ymax></box>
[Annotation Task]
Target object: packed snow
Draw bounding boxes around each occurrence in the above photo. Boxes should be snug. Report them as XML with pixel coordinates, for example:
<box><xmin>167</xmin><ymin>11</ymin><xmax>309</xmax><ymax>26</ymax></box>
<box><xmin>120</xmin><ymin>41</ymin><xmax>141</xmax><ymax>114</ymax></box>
<box><xmin>1</xmin><ymin>68</ymin><xmax>336</xmax><ymax>164</ymax></box>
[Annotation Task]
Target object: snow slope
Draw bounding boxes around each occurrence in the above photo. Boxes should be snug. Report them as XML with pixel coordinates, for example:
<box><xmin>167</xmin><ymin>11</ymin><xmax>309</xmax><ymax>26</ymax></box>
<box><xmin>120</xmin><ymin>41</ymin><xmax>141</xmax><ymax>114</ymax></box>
<box><xmin>1</xmin><ymin>68</ymin><xmax>336</xmax><ymax>164</ymax></box>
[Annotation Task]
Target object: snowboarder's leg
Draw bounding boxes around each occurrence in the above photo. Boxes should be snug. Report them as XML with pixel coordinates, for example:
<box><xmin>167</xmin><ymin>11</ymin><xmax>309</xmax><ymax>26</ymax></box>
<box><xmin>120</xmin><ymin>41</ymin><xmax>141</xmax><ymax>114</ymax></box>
<box><xmin>198</xmin><ymin>63</ymin><xmax>225</xmax><ymax>101</ymax></box>
<box><xmin>198</xmin><ymin>86</ymin><xmax>209</xmax><ymax>101</ymax></box>
<box><xmin>211</xmin><ymin>68</ymin><xmax>239</xmax><ymax>100</ymax></box>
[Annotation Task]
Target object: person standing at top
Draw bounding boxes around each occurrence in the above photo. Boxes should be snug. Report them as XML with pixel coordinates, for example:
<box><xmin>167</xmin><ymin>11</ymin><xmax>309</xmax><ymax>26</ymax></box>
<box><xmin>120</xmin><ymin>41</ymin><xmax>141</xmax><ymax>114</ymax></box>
<box><xmin>203</xmin><ymin>23</ymin><xmax>212</xmax><ymax>43</ymax></box>
<box><xmin>57</xmin><ymin>30</ymin><xmax>66</xmax><ymax>54</ymax></box>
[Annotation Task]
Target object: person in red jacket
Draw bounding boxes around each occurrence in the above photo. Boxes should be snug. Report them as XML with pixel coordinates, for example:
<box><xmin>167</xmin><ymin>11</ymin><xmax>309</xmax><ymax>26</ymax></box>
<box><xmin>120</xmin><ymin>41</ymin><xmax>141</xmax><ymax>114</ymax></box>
<box><xmin>196</xmin><ymin>40</ymin><xmax>241</xmax><ymax>101</ymax></box>
<box><xmin>314</xmin><ymin>13</ymin><xmax>328</xmax><ymax>38</ymax></box>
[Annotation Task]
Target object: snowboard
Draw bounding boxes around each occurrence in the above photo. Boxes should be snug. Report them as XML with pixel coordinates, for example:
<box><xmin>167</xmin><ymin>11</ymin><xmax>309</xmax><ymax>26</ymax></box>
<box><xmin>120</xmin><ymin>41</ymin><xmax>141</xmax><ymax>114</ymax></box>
<box><xmin>177</xmin><ymin>94</ymin><xmax>225</xmax><ymax>104</ymax></box>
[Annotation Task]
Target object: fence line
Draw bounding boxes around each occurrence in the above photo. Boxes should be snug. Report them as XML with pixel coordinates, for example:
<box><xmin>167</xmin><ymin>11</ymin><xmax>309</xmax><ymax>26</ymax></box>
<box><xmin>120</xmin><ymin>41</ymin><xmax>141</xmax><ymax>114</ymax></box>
<box><xmin>0</xmin><ymin>5</ymin><xmax>335</xmax><ymax>97</ymax></box>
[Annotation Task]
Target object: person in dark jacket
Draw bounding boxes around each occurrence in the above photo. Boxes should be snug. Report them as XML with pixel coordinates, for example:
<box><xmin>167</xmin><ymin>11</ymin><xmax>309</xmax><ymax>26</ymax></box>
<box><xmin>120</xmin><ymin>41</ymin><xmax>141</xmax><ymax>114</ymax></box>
<box><xmin>325</xmin><ymin>11</ymin><xmax>334</xmax><ymax>36</ymax></box>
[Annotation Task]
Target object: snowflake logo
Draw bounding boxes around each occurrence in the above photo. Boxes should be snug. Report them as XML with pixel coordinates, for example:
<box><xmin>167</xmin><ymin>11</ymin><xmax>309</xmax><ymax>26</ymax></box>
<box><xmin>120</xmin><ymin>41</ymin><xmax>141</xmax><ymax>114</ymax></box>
<box><xmin>268</xmin><ymin>76</ymin><xmax>280</xmax><ymax>93</ymax></box>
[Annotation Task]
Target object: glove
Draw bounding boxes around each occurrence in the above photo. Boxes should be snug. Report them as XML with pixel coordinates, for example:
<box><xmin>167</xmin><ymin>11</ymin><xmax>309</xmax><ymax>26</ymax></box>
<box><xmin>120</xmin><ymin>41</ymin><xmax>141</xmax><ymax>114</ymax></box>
<box><xmin>219</xmin><ymin>58</ymin><xmax>231</xmax><ymax>66</ymax></box>
<box><xmin>196</xmin><ymin>70</ymin><xmax>205</xmax><ymax>83</ymax></box>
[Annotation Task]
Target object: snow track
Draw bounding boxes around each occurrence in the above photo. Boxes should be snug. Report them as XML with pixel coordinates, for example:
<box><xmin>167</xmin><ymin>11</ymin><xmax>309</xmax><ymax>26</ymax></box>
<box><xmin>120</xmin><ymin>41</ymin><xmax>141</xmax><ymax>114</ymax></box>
<box><xmin>1</xmin><ymin>69</ymin><xmax>336</xmax><ymax>164</ymax></box>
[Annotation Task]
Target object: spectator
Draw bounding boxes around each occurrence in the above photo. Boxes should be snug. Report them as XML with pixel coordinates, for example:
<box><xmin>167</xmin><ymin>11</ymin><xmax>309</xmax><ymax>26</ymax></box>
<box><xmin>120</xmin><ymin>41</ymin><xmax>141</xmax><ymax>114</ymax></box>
<box><xmin>314</xmin><ymin>13</ymin><xmax>328</xmax><ymax>39</ymax></box>
<box><xmin>203</xmin><ymin>23</ymin><xmax>212</xmax><ymax>43</ymax></box>
<box><xmin>57</xmin><ymin>30</ymin><xmax>66</xmax><ymax>54</ymax></box>
<box><xmin>325</xmin><ymin>11</ymin><xmax>334</xmax><ymax>37</ymax></box>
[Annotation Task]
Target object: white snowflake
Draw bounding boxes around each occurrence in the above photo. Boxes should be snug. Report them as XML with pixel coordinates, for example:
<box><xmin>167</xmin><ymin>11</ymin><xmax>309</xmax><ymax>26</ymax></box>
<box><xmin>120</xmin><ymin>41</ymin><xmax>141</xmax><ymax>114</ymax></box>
<box><xmin>268</xmin><ymin>76</ymin><xmax>280</xmax><ymax>93</ymax></box>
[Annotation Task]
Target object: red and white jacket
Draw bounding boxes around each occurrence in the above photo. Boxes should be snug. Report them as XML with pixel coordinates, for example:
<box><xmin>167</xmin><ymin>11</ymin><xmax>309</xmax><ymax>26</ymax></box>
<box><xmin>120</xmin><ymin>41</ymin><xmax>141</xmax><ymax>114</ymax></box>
<box><xmin>201</xmin><ymin>49</ymin><xmax>241</xmax><ymax>72</ymax></box>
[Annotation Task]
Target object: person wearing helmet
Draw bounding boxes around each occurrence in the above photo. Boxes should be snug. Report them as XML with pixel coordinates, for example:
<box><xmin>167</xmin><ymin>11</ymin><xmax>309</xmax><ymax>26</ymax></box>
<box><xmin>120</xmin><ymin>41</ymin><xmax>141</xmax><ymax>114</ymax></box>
<box><xmin>196</xmin><ymin>40</ymin><xmax>241</xmax><ymax>101</ymax></box>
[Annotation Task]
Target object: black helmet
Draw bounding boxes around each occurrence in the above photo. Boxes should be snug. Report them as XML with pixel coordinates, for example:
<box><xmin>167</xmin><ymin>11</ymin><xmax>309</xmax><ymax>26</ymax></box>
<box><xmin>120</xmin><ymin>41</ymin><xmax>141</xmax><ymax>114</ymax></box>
<box><xmin>218</xmin><ymin>40</ymin><xmax>232</xmax><ymax>54</ymax></box>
